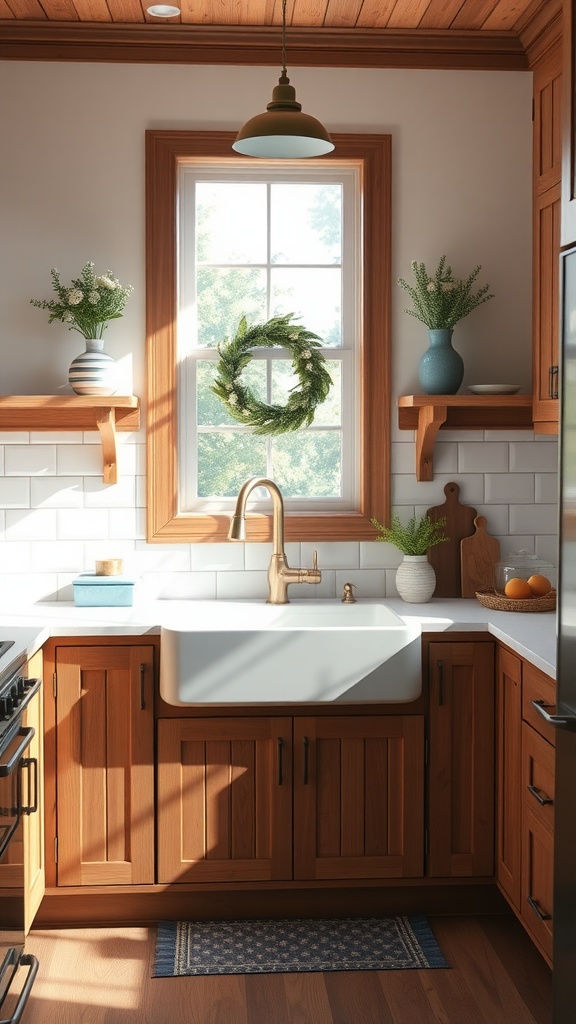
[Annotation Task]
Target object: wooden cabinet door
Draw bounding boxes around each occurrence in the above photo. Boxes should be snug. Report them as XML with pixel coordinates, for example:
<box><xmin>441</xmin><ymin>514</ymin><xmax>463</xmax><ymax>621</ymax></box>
<box><xmin>533</xmin><ymin>36</ymin><xmax>562</xmax><ymax>432</ymax></box>
<box><xmin>428</xmin><ymin>642</ymin><xmax>495</xmax><ymax>877</ymax></box>
<box><xmin>496</xmin><ymin>647</ymin><xmax>522</xmax><ymax>909</ymax></box>
<box><xmin>562</xmin><ymin>0</ymin><xmax>576</xmax><ymax>245</ymax></box>
<box><xmin>521</xmin><ymin>721</ymin><xmax>555</xmax><ymax>962</ymax></box>
<box><xmin>157</xmin><ymin>717</ymin><xmax>293</xmax><ymax>884</ymax></box>
<box><xmin>533</xmin><ymin>184</ymin><xmax>561</xmax><ymax>430</ymax></box>
<box><xmin>293</xmin><ymin>715</ymin><xmax>424</xmax><ymax>881</ymax></box>
<box><xmin>55</xmin><ymin>645</ymin><xmax>155</xmax><ymax>886</ymax></box>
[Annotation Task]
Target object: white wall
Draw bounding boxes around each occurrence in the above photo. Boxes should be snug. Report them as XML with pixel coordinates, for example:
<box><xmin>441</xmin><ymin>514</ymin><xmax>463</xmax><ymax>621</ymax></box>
<box><xmin>0</xmin><ymin>60</ymin><xmax>558</xmax><ymax>603</ymax></box>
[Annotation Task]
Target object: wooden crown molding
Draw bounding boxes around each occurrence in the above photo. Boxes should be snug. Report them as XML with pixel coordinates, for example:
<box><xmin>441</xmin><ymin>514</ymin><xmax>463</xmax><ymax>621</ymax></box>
<box><xmin>0</xmin><ymin>22</ymin><xmax>528</xmax><ymax>71</ymax></box>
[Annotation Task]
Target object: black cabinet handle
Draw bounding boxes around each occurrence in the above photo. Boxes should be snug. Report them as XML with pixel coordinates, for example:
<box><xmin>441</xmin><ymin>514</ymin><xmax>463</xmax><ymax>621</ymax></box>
<box><xmin>527</xmin><ymin>895</ymin><xmax>552</xmax><ymax>922</ymax></box>
<box><xmin>140</xmin><ymin>664</ymin><xmax>146</xmax><ymax>710</ymax></box>
<box><xmin>549</xmin><ymin>364</ymin><xmax>559</xmax><ymax>400</ymax></box>
<box><xmin>302</xmin><ymin>736</ymin><xmax>309</xmax><ymax>785</ymax></box>
<box><xmin>437</xmin><ymin>660</ymin><xmax>444</xmax><ymax>706</ymax></box>
<box><xmin>19</xmin><ymin>757</ymin><xmax>38</xmax><ymax>815</ymax></box>
<box><xmin>277</xmin><ymin>738</ymin><xmax>283</xmax><ymax>786</ymax></box>
<box><xmin>527</xmin><ymin>783</ymin><xmax>553</xmax><ymax>806</ymax></box>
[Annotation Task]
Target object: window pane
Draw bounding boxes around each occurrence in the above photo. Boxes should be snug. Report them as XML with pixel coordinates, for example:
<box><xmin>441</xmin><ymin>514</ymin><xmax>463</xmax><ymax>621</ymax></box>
<box><xmin>270</xmin><ymin>183</ymin><xmax>342</xmax><ymax>265</ymax></box>
<box><xmin>196</xmin><ymin>268</ymin><xmax>267</xmax><ymax>347</ymax></box>
<box><xmin>270</xmin><ymin>267</ymin><xmax>341</xmax><ymax>345</ymax></box>
<box><xmin>197</xmin><ymin>433</ymin><xmax>267</xmax><ymax>496</ymax></box>
<box><xmin>272</xmin><ymin>433</ymin><xmax>342</xmax><ymax>497</ymax></box>
<box><xmin>271</xmin><ymin>359</ymin><xmax>341</xmax><ymax>427</ymax></box>
<box><xmin>197</xmin><ymin>359</ymin><xmax>266</xmax><ymax>426</ymax></box>
<box><xmin>196</xmin><ymin>183</ymin><xmax>267</xmax><ymax>264</ymax></box>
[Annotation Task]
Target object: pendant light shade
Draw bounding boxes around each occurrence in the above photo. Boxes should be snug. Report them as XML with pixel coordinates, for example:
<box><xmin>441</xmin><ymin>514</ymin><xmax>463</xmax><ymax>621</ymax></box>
<box><xmin>233</xmin><ymin>1</ymin><xmax>334</xmax><ymax>159</ymax></box>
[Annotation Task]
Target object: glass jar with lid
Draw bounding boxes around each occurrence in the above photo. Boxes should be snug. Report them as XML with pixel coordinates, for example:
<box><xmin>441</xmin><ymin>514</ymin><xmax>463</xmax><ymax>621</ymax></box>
<box><xmin>494</xmin><ymin>550</ymin><xmax>556</xmax><ymax>594</ymax></box>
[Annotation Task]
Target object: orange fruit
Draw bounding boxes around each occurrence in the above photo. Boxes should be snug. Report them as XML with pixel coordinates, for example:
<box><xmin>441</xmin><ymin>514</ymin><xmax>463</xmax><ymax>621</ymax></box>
<box><xmin>527</xmin><ymin>574</ymin><xmax>552</xmax><ymax>597</ymax></box>
<box><xmin>504</xmin><ymin>577</ymin><xmax>533</xmax><ymax>600</ymax></box>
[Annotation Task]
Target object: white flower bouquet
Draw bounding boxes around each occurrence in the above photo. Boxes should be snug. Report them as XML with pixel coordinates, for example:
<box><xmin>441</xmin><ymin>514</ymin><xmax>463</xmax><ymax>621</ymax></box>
<box><xmin>31</xmin><ymin>261</ymin><xmax>133</xmax><ymax>340</ymax></box>
<box><xmin>398</xmin><ymin>255</ymin><xmax>493</xmax><ymax>330</ymax></box>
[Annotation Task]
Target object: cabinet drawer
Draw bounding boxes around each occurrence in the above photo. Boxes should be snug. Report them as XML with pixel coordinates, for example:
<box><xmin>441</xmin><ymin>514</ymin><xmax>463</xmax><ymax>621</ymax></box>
<box><xmin>521</xmin><ymin>802</ymin><xmax>554</xmax><ymax>962</ymax></box>
<box><xmin>522</xmin><ymin>662</ymin><xmax>556</xmax><ymax>745</ymax></box>
<box><xmin>522</xmin><ymin>722</ymin><xmax>555</xmax><ymax>833</ymax></box>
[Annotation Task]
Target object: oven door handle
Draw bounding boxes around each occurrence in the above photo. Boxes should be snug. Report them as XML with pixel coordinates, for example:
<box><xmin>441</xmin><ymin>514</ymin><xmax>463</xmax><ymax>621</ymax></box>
<box><xmin>0</xmin><ymin>729</ymin><xmax>35</xmax><ymax>779</ymax></box>
<box><xmin>0</xmin><ymin>951</ymin><xmax>39</xmax><ymax>1024</ymax></box>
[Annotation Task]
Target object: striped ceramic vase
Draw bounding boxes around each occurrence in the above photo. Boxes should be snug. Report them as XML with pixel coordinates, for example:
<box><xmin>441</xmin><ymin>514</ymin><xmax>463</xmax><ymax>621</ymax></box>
<box><xmin>68</xmin><ymin>337</ymin><xmax>118</xmax><ymax>396</ymax></box>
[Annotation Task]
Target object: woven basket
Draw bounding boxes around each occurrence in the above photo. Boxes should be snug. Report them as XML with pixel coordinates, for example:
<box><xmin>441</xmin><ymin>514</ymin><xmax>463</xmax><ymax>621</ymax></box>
<box><xmin>475</xmin><ymin>589</ymin><xmax>556</xmax><ymax>613</ymax></box>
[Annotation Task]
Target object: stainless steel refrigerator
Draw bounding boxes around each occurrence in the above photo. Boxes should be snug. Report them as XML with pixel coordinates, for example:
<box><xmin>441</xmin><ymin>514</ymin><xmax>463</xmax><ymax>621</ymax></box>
<box><xmin>548</xmin><ymin>245</ymin><xmax>576</xmax><ymax>1021</ymax></box>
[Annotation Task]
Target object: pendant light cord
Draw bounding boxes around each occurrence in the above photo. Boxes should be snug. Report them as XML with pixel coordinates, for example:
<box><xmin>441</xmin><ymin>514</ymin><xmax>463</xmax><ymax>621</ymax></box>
<box><xmin>281</xmin><ymin>0</ymin><xmax>288</xmax><ymax>81</ymax></box>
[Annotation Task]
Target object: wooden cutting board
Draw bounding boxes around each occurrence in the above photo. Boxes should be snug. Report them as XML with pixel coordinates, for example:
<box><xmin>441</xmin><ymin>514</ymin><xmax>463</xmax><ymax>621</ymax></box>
<box><xmin>460</xmin><ymin>515</ymin><xmax>501</xmax><ymax>598</ymax></box>
<box><xmin>427</xmin><ymin>482</ymin><xmax>477</xmax><ymax>597</ymax></box>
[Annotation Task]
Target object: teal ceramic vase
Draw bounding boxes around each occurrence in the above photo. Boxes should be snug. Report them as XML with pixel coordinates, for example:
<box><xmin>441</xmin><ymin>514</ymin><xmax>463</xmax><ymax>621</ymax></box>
<box><xmin>418</xmin><ymin>328</ymin><xmax>464</xmax><ymax>395</ymax></box>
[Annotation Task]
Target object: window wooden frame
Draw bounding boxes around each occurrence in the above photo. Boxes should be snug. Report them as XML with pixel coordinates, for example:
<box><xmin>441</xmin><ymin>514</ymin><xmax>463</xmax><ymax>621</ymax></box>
<box><xmin>146</xmin><ymin>130</ymin><xmax>391</xmax><ymax>542</ymax></box>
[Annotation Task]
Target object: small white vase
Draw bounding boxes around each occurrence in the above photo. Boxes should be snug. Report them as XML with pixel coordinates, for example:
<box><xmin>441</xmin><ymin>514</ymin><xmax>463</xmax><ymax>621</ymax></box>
<box><xmin>395</xmin><ymin>554</ymin><xmax>436</xmax><ymax>603</ymax></box>
<box><xmin>68</xmin><ymin>337</ymin><xmax>118</xmax><ymax>396</ymax></box>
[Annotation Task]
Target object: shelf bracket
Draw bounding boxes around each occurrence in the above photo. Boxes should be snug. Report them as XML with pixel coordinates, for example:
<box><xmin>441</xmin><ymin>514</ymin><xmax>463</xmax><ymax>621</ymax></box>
<box><xmin>415</xmin><ymin>404</ymin><xmax>448</xmax><ymax>481</ymax></box>
<box><xmin>96</xmin><ymin>407</ymin><xmax>119</xmax><ymax>485</ymax></box>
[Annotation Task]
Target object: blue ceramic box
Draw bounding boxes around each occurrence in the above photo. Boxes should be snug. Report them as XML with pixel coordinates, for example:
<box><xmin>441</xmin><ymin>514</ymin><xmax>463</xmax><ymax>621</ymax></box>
<box><xmin>73</xmin><ymin>573</ymin><xmax>135</xmax><ymax>607</ymax></box>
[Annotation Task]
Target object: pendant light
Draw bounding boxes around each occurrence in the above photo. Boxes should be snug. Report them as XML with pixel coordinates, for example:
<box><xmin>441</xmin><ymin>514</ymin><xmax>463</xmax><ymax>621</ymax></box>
<box><xmin>232</xmin><ymin>0</ymin><xmax>334</xmax><ymax>159</ymax></box>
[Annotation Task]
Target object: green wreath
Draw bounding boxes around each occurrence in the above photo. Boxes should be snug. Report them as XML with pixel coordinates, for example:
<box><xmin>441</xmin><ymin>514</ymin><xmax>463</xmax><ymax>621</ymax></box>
<box><xmin>211</xmin><ymin>313</ymin><xmax>333</xmax><ymax>435</ymax></box>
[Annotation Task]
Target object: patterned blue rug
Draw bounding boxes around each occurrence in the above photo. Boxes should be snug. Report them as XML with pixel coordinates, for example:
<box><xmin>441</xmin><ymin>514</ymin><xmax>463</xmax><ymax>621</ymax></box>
<box><xmin>153</xmin><ymin>916</ymin><xmax>449</xmax><ymax>976</ymax></box>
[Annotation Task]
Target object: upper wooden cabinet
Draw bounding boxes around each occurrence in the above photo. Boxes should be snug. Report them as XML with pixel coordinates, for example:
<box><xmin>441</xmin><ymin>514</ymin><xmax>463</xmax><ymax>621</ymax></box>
<box><xmin>562</xmin><ymin>0</ymin><xmax>576</xmax><ymax>246</ymax></box>
<box><xmin>533</xmin><ymin>36</ymin><xmax>562</xmax><ymax>433</ymax></box>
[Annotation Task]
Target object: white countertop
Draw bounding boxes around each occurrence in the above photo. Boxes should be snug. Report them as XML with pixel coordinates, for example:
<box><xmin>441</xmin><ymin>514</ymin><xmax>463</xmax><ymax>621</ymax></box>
<box><xmin>0</xmin><ymin>596</ymin><xmax>557</xmax><ymax>681</ymax></box>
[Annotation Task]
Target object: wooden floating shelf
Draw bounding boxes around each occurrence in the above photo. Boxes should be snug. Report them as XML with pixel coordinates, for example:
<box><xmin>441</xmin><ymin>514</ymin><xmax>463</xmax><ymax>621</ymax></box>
<box><xmin>398</xmin><ymin>394</ymin><xmax>534</xmax><ymax>481</ymax></box>
<box><xmin>0</xmin><ymin>396</ymin><xmax>140</xmax><ymax>484</ymax></box>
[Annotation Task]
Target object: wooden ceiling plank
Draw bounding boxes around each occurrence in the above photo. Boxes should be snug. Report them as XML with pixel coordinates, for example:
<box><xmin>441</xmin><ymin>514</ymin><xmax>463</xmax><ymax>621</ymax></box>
<box><xmin>484</xmin><ymin>0</ymin><xmax>550</xmax><ymax>31</ymax></box>
<box><xmin>386</xmin><ymin>0</ymin><xmax>435</xmax><ymax>30</ymax></box>
<box><xmin>291</xmin><ymin>0</ymin><xmax>327</xmax><ymax>28</ymax></box>
<box><xmin>110</xmin><ymin>0</ymin><xmax>145</xmax><ymax>21</ymax></box>
<box><xmin>355</xmin><ymin>0</ymin><xmax>397</xmax><ymax>29</ymax></box>
<box><xmin>38</xmin><ymin>0</ymin><xmax>79</xmax><ymax>20</ymax></box>
<box><xmin>323</xmin><ymin>0</ymin><xmax>363</xmax><ymax>29</ymax></box>
<box><xmin>451</xmin><ymin>0</ymin><xmax>501</xmax><ymax>30</ymax></box>
<box><xmin>73</xmin><ymin>0</ymin><xmax>112</xmax><ymax>20</ymax></box>
<box><xmin>0</xmin><ymin>0</ymin><xmax>13</xmax><ymax>15</ymax></box>
<box><xmin>5</xmin><ymin>0</ymin><xmax>46</xmax><ymax>17</ymax></box>
<box><xmin>419</xmin><ymin>0</ymin><xmax>468</xmax><ymax>29</ymax></box>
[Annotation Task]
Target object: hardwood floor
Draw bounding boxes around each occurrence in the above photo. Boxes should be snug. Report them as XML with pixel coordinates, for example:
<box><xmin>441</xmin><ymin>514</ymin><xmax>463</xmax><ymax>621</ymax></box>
<box><xmin>15</xmin><ymin>915</ymin><xmax>550</xmax><ymax>1023</ymax></box>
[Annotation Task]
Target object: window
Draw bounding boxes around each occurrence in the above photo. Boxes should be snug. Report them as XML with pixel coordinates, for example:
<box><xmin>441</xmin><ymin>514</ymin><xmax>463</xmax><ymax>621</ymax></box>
<box><xmin>146</xmin><ymin>132</ymin><xmax>391</xmax><ymax>543</ymax></box>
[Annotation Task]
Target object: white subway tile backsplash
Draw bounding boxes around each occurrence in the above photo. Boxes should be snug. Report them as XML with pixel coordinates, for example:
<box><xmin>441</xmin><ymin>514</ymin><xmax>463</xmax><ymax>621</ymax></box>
<box><xmin>244</xmin><ymin>543</ymin><xmax>298</xmax><ymax>571</ymax></box>
<box><xmin>510</xmin><ymin>441</ymin><xmax>559</xmax><ymax>472</ymax></box>
<box><xmin>30</xmin><ymin>540</ymin><xmax>84</xmax><ymax>572</ymax></box>
<box><xmin>57</xmin><ymin>508</ymin><xmax>109</xmax><ymax>540</ymax></box>
<box><xmin>0</xmin><ymin>541</ymin><xmax>31</xmax><ymax>572</ymax></box>
<box><xmin>0</xmin><ymin>477</ymin><xmax>31</xmax><ymax>508</ymax></box>
<box><xmin>83</xmin><ymin>477</ymin><xmax>136</xmax><ymax>508</ymax></box>
<box><xmin>56</xmin><ymin>444</ymin><xmax>103</xmax><ymax>476</ymax></box>
<box><xmin>301</xmin><ymin>542</ymin><xmax>359</xmax><ymax>569</ymax></box>
<box><xmin>360</xmin><ymin>541</ymin><xmax>401</xmax><ymax>568</ymax></box>
<box><xmin>458</xmin><ymin>442</ymin><xmax>509</xmax><ymax>473</ymax></box>
<box><xmin>192</xmin><ymin>542</ymin><xmax>245</xmax><ymax>571</ymax></box>
<box><xmin>5</xmin><ymin>445</ymin><xmax>56</xmax><ymax>476</ymax></box>
<box><xmin>485</xmin><ymin>473</ymin><xmax>534</xmax><ymax>504</ymax></box>
<box><xmin>335</xmin><ymin>569</ymin><xmax>386</xmax><ymax>598</ymax></box>
<box><xmin>509</xmin><ymin>504</ymin><xmax>558</xmax><ymax>535</ymax></box>
<box><xmin>1</xmin><ymin>430</ymin><xmax>561</xmax><ymax>602</ymax></box>
<box><xmin>535</xmin><ymin>473</ymin><xmax>559</xmax><ymax>504</ymax></box>
<box><xmin>31</xmin><ymin>477</ymin><xmax>83</xmax><ymax>508</ymax></box>
<box><xmin>5</xmin><ymin>508</ymin><xmax>57</xmax><ymax>540</ymax></box>
<box><xmin>0</xmin><ymin>572</ymin><xmax>59</xmax><ymax>606</ymax></box>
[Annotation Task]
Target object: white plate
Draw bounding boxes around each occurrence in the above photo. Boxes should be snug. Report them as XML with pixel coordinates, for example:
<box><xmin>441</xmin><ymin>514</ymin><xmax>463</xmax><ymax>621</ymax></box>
<box><xmin>467</xmin><ymin>384</ymin><xmax>521</xmax><ymax>395</ymax></box>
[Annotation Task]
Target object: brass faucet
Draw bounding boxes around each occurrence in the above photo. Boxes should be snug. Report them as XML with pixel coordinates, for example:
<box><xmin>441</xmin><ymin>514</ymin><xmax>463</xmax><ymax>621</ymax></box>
<box><xmin>228</xmin><ymin>477</ymin><xmax>322</xmax><ymax>604</ymax></box>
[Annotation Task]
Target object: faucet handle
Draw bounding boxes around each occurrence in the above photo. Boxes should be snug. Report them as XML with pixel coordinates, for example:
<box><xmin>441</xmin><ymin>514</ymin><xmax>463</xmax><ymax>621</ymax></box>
<box><xmin>312</xmin><ymin>549</ymin><xmax>318</xmax><ymax>570</ymax></box>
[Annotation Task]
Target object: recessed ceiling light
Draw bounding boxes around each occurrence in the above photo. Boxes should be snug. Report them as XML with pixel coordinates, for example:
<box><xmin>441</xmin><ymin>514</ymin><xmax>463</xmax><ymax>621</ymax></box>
<box><xmin>147</xmin><ymin>5</ymin><xmax>181</xmax><ymax>16</ymax></box>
